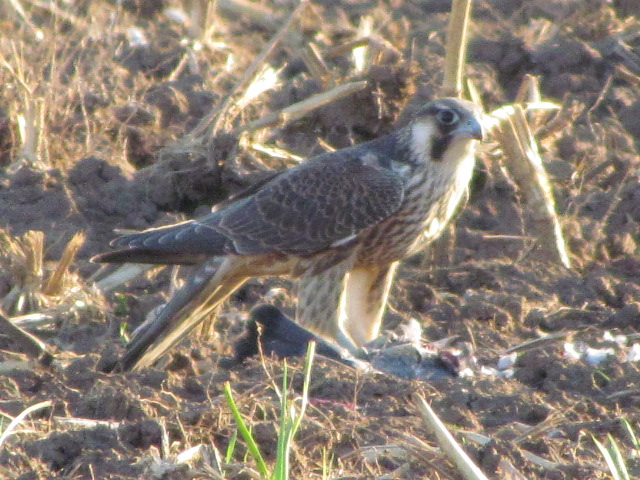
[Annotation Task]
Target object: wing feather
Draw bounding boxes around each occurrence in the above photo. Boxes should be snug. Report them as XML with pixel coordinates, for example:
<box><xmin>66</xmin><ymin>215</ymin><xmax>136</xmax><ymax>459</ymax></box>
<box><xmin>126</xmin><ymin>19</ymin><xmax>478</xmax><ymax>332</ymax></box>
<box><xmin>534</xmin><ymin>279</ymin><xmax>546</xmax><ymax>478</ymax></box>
<box><xmin>97</xmin><ymin>139</ymin><xmax>405</xmax><ymax>262</ymax></box>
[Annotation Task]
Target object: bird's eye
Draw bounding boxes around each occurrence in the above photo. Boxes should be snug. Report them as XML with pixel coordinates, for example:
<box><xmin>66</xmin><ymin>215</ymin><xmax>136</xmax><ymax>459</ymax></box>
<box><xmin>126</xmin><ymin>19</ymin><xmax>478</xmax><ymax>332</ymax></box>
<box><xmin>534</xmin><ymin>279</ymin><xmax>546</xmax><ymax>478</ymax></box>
<box><xmin>436</xmin><ymin>109</ymin><xmax>459</xmax><ymax>126</ymax></box>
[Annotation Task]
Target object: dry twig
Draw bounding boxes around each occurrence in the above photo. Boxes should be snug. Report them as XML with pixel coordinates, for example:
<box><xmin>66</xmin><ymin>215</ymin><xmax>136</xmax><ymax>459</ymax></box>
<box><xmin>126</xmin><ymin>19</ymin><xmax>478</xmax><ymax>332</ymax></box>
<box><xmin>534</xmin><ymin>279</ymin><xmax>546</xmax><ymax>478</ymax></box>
<box><xmin>416</xmin><ymin>395</ymin><xmax>489</xmax><ymax>480</ymax></box>
<box><xmin>43</xmin><ymin>232</ymin><xmax>85</xmax><ymax>296</ymax></box>
<box><xmin>175</xmin><ymin>0</ymin><xmax>310</xmax><ymax>153</ymax></box>
<box><xmin>234</xmin><ymin>81</ymin><xmax>368</xmax><ymax>134</ymax></box>
<box><xmin>442</xmin><ymin>0</ymin><xmax>571</xmax><ymax>269</ymax></box>
<box><xmin>0</xmin><ymin>311</ymin><xmax>53</xmax><ymax>364</ymax></box>
<box><xmin>489</xmin><ymin>104</ymin><xmax>571</xmax><ymax>268</ymax></box>
<box><xmin>0</xmin><ymin>400</ymin><xmax>52</xmax><ymax>450</ymax></box>
<box><xmin>443</xmin><ymin>0</ymin><xmax>473</xmax><ymax>97</ymax></box>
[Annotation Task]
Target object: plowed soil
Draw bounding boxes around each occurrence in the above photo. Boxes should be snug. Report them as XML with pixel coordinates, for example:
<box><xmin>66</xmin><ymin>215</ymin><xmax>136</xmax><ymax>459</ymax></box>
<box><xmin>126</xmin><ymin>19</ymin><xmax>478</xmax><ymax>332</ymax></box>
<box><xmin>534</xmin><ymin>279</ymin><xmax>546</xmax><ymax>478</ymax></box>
<box><xmin>1</xmin><ymin>1</ymin><xmax>639</xmax><ymax>479</ymax></box>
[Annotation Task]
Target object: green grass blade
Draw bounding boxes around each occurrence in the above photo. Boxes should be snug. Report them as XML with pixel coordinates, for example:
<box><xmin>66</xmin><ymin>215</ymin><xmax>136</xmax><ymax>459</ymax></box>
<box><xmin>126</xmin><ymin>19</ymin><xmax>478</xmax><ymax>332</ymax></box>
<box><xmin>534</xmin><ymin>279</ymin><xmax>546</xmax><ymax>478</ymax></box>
<box><xmin>592</xmin><ymin>435</ymin><xmax>621</xmax><ymax>480</ymax></box>
<box><xmin>224</xmin><ymin>382</ymin><xmax>270</xmax><ymax>478</ymax></box>
<box><xmin>225</xmin><ymin>429</ymin><xmax>238</xmax><ymax>464</ymax></box>
<box><xmin>291</xmin><ymin>342</ymin><xmax>315</xmax><ymax>437</ymax></box>
<box><xmin>322</xmin><ymin>447</ymin><xmax>333</xmax><ymax>480</ymax></box>
<box><xmin>622</xmin><ymin>419</ymin><xmax>639</xmax><ymax>450</ymax></box>
<box><xmin>607</xmin><ymin>434</ymin><xmax>630</xmax><ymax>480</ymax></box>
<box><xmin>274</xmin><ymin>361</ymin><xmax>290</xmax><ymax>480</ymax></box>
<box><xmin>273</xmin><ymin>343</ymin><xmax>317</xmax><ymax>480</ymax></box>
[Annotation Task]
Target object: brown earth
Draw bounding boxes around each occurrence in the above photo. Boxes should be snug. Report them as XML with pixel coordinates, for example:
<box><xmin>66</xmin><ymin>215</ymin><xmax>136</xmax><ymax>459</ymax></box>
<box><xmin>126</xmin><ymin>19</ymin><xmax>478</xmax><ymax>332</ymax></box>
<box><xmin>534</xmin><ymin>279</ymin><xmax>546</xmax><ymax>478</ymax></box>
<box><xmin>1</xmin><ymin>0</ymin><xmax>639</xmax><ymax>478</ymax></box>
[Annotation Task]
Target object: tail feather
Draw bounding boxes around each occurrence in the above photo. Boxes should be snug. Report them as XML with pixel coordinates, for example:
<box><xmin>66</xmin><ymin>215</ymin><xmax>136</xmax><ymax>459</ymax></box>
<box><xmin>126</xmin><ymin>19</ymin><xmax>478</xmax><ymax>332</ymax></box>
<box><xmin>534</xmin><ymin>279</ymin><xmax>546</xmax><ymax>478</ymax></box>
<box><xmin>110</xmin><ymin>220</ymin><xmax>194</xmax><ymax>248</ymax></box>
<box><xmin>91</xmin><ymin>249</ymin><xmax>207</xmax><ymax>265</ymax></box>
<box><xmin>93</xmin><ymin>219</ymin><xmax>230</xmax><ymax>264</ymax></box>
<box><xmin>118</xmin><ymin>254</ymin><xmax>296</xmax><ymax>371</ymax></box>
<box><xmin>118</xmin><ymin>257</ymin><xmax>249</xmax><ymax>371</ymax></box>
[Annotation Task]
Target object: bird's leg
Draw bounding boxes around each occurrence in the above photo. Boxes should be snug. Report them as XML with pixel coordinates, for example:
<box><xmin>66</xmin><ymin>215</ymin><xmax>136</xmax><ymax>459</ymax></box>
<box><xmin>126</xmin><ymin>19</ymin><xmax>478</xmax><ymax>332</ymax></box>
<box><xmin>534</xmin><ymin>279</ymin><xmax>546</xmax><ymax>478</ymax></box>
<box><xmin>343</xmin><ymin>261</ymin><xmax>399</xmax><ymax>346</ymax></box>
<box><xmin>296</xmin><ymin>258</ymin><xmax>359</xmax><ymax>352</ymax></box>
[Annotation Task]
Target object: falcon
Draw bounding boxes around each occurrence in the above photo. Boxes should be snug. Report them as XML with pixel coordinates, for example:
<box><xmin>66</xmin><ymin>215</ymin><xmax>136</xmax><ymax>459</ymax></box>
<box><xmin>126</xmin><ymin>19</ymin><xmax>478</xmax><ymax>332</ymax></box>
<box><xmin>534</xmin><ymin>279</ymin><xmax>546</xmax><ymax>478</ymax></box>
<box><xmin>93</xmin><ymin>97</ymin><xmax>484</xmax><ymax>371</ymax></box>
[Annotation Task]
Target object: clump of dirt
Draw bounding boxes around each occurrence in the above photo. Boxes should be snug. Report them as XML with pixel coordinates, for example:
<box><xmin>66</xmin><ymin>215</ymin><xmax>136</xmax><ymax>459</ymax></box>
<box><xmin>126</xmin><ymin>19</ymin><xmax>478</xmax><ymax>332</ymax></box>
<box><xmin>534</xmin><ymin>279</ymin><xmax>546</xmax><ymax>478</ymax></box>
<box><xmin>0</xmin><ymin>1</ymin><xmax>639</xmax><ymax>479</ymax></box>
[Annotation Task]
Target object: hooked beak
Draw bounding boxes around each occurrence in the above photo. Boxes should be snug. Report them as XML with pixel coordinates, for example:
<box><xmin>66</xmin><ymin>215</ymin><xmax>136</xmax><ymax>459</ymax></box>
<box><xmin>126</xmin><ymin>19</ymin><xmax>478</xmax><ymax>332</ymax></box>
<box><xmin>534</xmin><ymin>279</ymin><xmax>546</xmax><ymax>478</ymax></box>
<box><xmin>454</xmin><ymin>117</ymin><xmax>484</xmax><ymax>141</ymax></box>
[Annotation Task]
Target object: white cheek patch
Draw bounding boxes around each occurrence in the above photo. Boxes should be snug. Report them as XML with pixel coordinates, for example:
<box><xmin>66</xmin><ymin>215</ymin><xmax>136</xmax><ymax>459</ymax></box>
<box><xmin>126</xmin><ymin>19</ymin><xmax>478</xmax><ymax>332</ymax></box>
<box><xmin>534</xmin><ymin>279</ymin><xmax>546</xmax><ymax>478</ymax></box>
<box><xmin>410</xmin><ymin>121</ymin><xmax>436</xmax><ymax>164</ymax></box>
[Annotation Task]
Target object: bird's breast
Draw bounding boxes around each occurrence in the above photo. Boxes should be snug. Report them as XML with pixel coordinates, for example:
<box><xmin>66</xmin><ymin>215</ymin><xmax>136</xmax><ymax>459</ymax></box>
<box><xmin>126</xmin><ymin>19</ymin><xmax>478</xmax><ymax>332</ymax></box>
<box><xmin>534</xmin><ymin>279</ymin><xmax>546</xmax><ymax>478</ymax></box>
<box><xmin>356</xmin><ymin>154</ymin><xmax>474</xmax><ymax>265</ymax></box>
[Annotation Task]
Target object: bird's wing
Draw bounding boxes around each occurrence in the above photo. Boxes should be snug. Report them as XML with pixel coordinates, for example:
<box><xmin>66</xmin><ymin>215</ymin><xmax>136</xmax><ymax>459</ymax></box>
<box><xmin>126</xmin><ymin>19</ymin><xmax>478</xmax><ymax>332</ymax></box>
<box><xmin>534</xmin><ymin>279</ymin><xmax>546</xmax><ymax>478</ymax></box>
<box><xmin>213</xmin><ymin>149</ymin><xmax>405</xmax><ymax>256</ymax></box>
<box><xmin>99</xmin><ymin>144</ymin><xmax>405</xmax><ymax>262</ymax></box>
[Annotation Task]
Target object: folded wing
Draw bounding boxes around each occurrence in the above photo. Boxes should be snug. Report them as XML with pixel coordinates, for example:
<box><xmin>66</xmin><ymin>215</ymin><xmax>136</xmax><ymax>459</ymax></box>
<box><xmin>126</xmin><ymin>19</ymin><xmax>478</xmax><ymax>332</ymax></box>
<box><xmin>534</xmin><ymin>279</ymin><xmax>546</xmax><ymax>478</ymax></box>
<box><xmin>93</xmin><ymin>148</ymin><xmax>405</xmax><ymax>264</ymax></box>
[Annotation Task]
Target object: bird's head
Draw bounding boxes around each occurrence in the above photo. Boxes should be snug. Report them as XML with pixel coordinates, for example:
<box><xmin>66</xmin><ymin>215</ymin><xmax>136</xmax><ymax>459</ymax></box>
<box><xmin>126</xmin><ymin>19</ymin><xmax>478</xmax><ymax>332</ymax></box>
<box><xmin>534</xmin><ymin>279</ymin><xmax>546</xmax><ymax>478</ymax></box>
<box><xmin>408</xmin><ymin>98</ymin><xmax>484</xmax><ymax>165</ymax></box>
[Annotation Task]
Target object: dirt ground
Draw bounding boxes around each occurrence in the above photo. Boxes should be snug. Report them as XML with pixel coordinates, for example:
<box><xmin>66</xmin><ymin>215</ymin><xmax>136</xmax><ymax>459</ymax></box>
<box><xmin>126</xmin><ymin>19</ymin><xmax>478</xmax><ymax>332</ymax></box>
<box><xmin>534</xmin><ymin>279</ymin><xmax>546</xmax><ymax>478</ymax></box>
<box><xmin>1</xmin><ymin>0</ymin><xmax>639</xmax><ymax>478</ymax></box>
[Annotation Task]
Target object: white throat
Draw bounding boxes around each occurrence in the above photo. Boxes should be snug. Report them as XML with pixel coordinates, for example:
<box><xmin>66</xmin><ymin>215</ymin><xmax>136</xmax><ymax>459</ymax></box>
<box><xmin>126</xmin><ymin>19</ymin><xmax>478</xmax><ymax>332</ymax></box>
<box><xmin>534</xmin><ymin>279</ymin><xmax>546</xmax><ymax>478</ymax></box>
<box><xmin>409</xmin><ymin>120</ymin><xmax>478</xmax><ymax>240</ymax></box>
